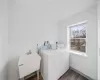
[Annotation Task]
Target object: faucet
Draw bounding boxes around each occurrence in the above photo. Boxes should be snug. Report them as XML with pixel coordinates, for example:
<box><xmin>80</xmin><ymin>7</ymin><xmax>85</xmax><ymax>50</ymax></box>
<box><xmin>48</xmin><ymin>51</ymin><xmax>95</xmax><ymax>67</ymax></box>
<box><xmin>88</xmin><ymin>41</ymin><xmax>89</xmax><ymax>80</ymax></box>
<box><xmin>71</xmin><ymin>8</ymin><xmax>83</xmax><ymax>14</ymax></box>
<box><xmin>56</xmin><ymin>42</ymin><xmax>58</xmax><ymax>49</ymax></box>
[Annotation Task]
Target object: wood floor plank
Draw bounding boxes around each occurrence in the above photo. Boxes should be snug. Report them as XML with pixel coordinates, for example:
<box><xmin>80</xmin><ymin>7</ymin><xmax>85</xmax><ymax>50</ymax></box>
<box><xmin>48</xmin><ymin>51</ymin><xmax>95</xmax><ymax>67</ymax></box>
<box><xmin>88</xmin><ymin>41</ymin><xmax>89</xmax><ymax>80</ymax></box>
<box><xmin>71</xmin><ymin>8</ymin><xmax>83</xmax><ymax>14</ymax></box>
<box><xmin>77</xmin><ymin>75</ymin><xmax>88</xmax><ymax>80</ymax></box>
<box><xmin>59</xmin><ymin>70</ymin><xmax>79</xmax><ymax>80</ymax></box>
<box><xmin>26</xmin><ymin>69</ymin><xmax>88</xmax><ymax>80</ymax></box>
<box><xmin>26</xmin><ymin>75</ymin><xmax>43</xmax><ymax>80</ymax></box>
<box><xmin>59</xmin><ymin>69</ymin><xmax>71</xmax><ymax>79</ymax></box>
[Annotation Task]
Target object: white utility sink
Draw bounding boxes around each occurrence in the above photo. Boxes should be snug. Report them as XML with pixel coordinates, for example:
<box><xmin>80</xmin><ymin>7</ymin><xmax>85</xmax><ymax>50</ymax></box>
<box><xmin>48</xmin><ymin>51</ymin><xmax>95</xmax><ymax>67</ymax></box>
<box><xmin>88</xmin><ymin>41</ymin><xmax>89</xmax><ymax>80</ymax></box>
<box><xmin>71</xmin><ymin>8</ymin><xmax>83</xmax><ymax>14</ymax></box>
<box><xmin>18</xmin><ymin>53</ymin><xmax>41</xmax><ymax>79</ymax></box>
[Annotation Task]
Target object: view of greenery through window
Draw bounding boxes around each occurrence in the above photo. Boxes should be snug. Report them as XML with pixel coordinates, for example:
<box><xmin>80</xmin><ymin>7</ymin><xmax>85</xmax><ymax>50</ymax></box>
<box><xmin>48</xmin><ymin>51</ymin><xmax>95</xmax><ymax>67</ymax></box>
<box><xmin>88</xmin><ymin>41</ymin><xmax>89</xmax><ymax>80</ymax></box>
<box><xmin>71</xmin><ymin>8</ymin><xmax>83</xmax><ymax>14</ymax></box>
<box><xmin>70</xmin><ymin>22</ymin><xmax>86</xmax><ymax>53</ymax></box>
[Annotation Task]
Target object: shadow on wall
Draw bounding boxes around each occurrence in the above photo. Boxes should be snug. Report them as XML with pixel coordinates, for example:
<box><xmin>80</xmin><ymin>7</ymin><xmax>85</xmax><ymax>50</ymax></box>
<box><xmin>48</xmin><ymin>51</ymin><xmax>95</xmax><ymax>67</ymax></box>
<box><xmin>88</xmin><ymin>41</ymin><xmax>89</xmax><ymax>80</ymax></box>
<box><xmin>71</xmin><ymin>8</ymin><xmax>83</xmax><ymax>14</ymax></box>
<box><xmin>0</xmin><ymin>63</ymin><xmax>8</xmax><ymax>80</ymax></box>
<box><xmin>8</xmin><ymin>56</ymin><xmax>19</xmax><ymax>80</ymax></box>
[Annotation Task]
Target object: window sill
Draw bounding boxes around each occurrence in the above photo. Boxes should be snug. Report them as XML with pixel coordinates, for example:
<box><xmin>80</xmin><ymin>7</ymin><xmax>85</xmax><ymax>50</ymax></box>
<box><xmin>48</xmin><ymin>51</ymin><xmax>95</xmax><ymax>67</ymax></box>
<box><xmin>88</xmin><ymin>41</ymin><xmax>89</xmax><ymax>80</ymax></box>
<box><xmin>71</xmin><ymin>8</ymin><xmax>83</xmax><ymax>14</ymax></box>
<box><xmin>69</xmin><ymin>50</ymin><xmax>88</xmax><ymax>57</ymax></box>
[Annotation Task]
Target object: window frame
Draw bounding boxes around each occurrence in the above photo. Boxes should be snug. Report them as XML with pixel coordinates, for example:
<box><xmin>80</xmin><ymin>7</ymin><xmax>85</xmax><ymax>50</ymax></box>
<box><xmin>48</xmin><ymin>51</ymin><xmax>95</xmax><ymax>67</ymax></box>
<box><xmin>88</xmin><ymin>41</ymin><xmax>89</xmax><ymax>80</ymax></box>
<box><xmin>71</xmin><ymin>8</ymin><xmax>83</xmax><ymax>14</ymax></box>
<box><xmin>67</xmin><ymin>20</ymin><xmax>88</xmax><ymax>56</ymax></box>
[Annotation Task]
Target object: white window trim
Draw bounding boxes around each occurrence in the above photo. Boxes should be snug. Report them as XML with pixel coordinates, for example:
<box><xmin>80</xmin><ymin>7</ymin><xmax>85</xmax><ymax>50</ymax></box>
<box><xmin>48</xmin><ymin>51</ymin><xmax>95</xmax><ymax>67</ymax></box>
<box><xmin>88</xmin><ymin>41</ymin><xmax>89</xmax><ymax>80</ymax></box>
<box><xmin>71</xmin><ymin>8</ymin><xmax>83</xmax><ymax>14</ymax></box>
<box><xmin>67</xmin><ymin>20</ymin><xmax>88</xmax><ymax>57</ymax></box>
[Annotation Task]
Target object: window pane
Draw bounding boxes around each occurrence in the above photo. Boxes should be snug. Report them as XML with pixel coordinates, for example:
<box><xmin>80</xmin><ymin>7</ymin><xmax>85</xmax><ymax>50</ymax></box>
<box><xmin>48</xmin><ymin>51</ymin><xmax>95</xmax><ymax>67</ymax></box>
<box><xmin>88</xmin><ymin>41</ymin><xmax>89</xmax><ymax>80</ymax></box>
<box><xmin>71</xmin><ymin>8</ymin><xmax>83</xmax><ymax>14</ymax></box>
<box><xmin>70</xmin><ymin>39</ymin><xmax>86</xmax><ymax>52</ymax></box>
<box><xmin>70</xmin><ymin>23</ymin><xmax>86</xmax><ymax>38</ymax></box>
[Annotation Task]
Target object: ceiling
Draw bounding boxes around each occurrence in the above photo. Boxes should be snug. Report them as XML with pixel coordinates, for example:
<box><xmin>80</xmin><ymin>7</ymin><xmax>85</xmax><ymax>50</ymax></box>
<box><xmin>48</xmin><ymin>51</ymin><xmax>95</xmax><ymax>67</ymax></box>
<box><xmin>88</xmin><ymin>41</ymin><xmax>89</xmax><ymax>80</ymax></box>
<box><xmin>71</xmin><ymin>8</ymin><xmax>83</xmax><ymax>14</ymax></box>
<box><xmin>9</xmin><ymin>0</ymin><xmax>97</xmax><ymax>23</ymax></box>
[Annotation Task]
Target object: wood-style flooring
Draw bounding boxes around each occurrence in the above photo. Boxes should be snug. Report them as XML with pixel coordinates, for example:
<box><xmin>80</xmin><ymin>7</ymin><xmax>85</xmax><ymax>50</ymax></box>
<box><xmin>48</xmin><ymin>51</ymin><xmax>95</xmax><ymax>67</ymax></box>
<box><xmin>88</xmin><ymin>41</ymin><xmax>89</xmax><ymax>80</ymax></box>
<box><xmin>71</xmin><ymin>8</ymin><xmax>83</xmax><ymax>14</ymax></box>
<box><xmin>59</xmin><ymin>69</ymin><xmax>88</xmax><ymax>80</ymax></box>
<box><xmin>26</xmin><ymin>69</ymin><xmax>88</xmax><ymax>80</ymax></box>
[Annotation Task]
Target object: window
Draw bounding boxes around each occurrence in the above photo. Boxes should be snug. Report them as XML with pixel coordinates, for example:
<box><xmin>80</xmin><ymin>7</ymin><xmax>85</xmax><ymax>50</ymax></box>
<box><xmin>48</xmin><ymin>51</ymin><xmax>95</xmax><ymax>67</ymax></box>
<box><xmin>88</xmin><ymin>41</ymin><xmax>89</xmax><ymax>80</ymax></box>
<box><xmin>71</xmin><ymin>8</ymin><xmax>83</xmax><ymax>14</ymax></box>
<box><xmin>68</xmin><ymin>21</ymin><xmax>87</xmax><ymax>53</ymax></box>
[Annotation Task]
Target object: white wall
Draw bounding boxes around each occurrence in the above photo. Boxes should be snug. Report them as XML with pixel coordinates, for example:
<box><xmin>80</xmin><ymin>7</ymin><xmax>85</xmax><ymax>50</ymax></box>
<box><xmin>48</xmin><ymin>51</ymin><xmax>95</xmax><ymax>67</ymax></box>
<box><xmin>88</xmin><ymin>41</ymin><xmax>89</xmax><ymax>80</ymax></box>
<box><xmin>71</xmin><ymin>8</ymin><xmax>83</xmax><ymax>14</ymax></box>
<box><xmin>98</xmin><ymin>1</ymin><xmax>100</xmax><ymax>79</ymax></box>
<box><xmin>8</xmin><ymin>0</ymin><xmax>58</xmax><ymax>80</ymax></box>
<box><xmin>7</xmin><ymin>0</ymin><xmax>97</xmax><ymax>80</ymax></box>
<box><xmin>58</xmin><ymin>6</ymin><xmax>97</xmax><ymax>79</ymax></box>
<box><xmin>0</xmin><ymin>0</ymin><xmax>8</xmax><ymax>80</ymax></box>
<box><xmin>8</xmin><ymin>0</ymin><xmax>97</xmax><ymax>57</ymax></box>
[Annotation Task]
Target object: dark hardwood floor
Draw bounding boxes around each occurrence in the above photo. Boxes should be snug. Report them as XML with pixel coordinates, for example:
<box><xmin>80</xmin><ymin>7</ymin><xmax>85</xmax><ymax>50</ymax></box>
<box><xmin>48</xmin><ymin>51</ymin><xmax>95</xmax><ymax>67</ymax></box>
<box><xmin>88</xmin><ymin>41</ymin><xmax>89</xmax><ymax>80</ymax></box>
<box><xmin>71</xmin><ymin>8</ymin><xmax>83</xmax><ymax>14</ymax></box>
<box><xmin>26</xmin><ymin>69</ymin><xmax>88</xmax><ymax>80</ymax></box>
<box><xmin>59</xmin><ymin>69</ymin><xmax>88</xmax><ymax>80</ymax></box>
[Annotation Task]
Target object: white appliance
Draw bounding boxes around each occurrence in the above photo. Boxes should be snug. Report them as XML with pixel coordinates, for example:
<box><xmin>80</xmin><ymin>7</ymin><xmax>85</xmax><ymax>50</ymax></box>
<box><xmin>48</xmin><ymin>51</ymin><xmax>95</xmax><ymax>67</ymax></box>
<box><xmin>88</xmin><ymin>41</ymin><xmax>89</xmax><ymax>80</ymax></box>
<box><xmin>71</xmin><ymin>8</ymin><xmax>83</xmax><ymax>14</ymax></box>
<box><xmin>40</xmin><ymin>49</ymin><xmax>69</xmax><ymax>80</ymax></box>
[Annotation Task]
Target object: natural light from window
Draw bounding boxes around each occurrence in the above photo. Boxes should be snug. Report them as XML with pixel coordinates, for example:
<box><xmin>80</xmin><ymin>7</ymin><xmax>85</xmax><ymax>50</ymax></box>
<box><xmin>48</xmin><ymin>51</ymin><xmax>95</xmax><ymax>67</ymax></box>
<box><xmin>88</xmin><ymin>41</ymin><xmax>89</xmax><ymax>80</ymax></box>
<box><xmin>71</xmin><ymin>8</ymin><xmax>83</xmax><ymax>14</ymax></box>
<box><xmin>67</xmin><ymin>21</ymin><xmax>87</xmax><ymax>56</ymax></box>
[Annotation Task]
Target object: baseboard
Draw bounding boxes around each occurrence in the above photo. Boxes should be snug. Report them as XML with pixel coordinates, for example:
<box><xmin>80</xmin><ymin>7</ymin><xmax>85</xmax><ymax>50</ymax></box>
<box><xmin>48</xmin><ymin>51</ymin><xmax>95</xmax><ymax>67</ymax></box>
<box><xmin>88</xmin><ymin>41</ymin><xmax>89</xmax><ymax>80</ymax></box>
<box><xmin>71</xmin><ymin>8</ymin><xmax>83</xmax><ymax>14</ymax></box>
<box><xmin>70</xmin><ymin>67</ymin><xmax>93</xmax><ymax>80</ymax></box>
